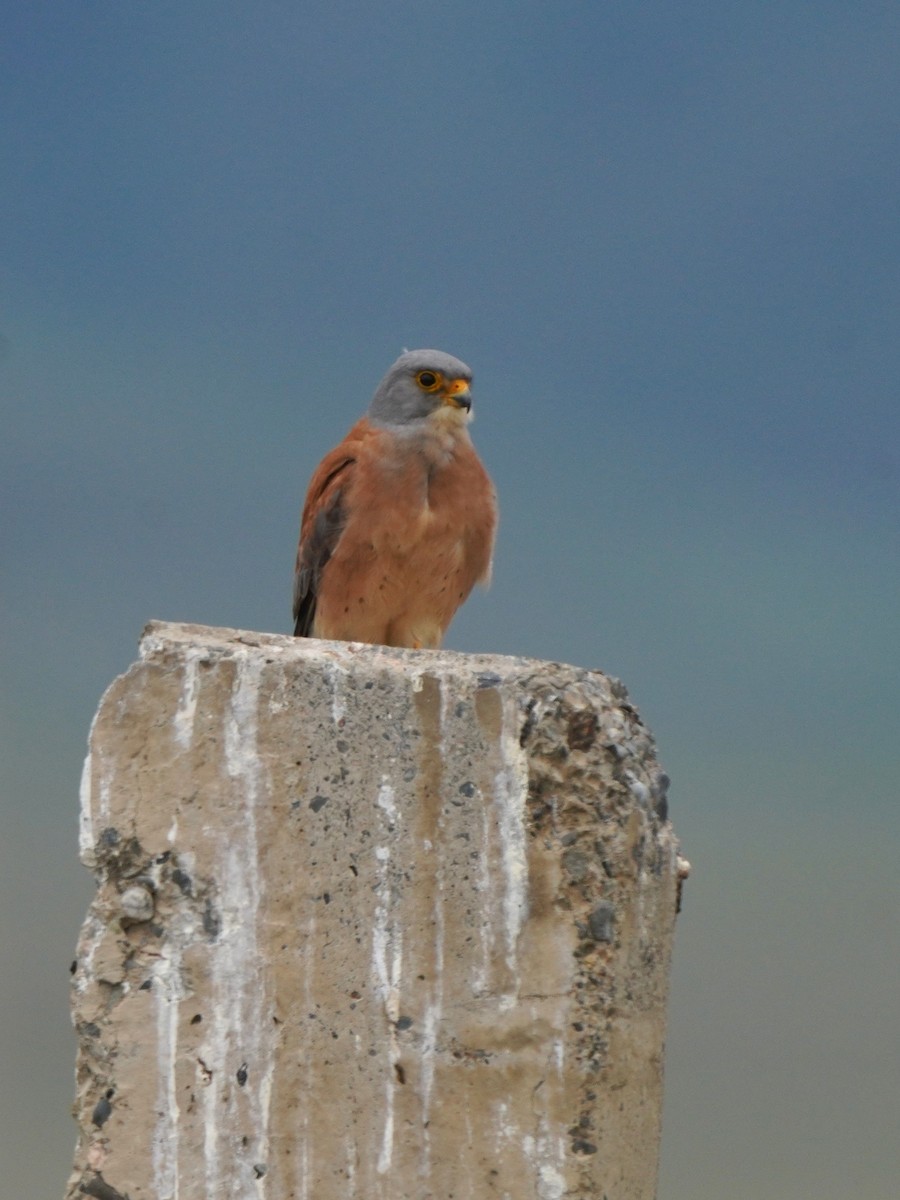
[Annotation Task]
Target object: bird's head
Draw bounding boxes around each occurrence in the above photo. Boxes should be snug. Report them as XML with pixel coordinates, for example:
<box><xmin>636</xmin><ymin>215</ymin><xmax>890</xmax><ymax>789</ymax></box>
<box><xmin>367</xmin><ymin>349</ymin><xmax>474</xmax><ymax>427</ymax></box>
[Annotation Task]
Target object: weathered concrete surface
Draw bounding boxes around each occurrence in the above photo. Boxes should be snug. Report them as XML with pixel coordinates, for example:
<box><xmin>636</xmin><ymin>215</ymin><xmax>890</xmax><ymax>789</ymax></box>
<box><xmin>68</xmin><ymin>621</ymin><xmax>687</xmax><ymax>1200</ymax></box>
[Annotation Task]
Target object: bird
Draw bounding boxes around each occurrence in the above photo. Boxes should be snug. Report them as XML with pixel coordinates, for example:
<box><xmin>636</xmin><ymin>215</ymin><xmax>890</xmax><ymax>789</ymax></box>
<box><xmin>292</xmin><ymin>349</ymin><xmax>497</xmax><ymax>649</ymax></box>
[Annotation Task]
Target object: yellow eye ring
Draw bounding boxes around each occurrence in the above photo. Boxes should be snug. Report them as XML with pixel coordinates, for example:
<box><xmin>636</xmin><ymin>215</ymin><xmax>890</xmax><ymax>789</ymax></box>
<box><xmin>416</xmin><ymin>370</ymin><xmax>442</xmax><ymax>392</ymax></box>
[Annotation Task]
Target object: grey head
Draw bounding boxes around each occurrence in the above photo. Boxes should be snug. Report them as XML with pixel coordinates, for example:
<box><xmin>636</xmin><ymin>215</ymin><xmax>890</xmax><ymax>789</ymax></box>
<box><xmin>367</xmin><ymin>348</ymin><xmax>473</xmax><ymax>426</ymax></box>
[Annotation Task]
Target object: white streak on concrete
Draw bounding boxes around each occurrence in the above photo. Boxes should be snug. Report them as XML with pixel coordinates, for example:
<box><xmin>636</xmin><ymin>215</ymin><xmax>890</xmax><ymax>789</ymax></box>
<box><xmin>419</xmin><ymin>680</ymin><xmax>448</xmax><ymax>1175</ymax></box>
<box><xmin>371</xmin><ymin>898</ymin><xmax>390</xmax><ymax>1003</ymax></box>
<box><xmin>224</xmin><ymin>653</ymin><xmax>263</xmax><ymax>781</ymax></box>
<box><xmin>173</xmin><ymin>649</ymin><xmax>203</xmax><ymax>749</ymax></box>
<box><xmin>373</xmin><ymin>906</ymin><xmax>402</xmax><ymax>1176</ymax></box>
<box><xmin>98</xmin><ymin>769</ymin><xmax>112</xmax><ymax>836</ymax></box>
<box><xmin>376</xmin><ymin>1081</ymin><xmax>395</xmax><ymax>1177</ymax></box>
<box><xmin>371</xmin><ymin>900</ymin><xmax>403</xmax><ymax>1021</ymax></box>
<box><xmin>537</xmin><ymin>1163</ymin><xmax>567</xmax><ymax>1200</ymax></box>
<box><xmin>82</xmin><ymin>743</ymin><xmax>113</xmax><ymax>859</ymax></box>
<box><xmin>78</xmin><ymin>752</ymin><xmax>94</xmax><ymax>858</ymax></box>
<box><xmin>373</xmin><ymin>779</ymin><xmax>402</xmax><ymax>1177</ymax></box>
<box><xmin>345</xmin><ymin>1137</ymin><xmax>358</xmax><ymax>1196</ymax></box>
<box><xmin>421</xmin><ymin>904</ymin><xmax>446</xmax><ymax>1107</ymax></box>
<box><xmin>472</xmin><ymin>797</ymin><xmax>493</xmax><ymax>997</ymax></box>
<box><xmin>494</xmin><ymin>1099</ymin><xmax>515</xmax><ymax>1144</ymax></box>
<box><xmin>500</xmin><ymin>1103</ymin><xmax>568</xmax><ymax>1200</ymax></box>
<box><xmin>493</xmin><ymin>700</ymin><xmax>530</xmax><ymax>1001</ymax></box>
<box><xmin>375</xmin><ymin>778</ymin><xmax>399</xmax><ymax>828</ymax></box>
<box><xmin>326</xmin><ymin>661</ymin><xmax>348</xmax><ymax>725</ymax></box>
<box><xmin>152</xmin><ymin>944</ymin><xmax>186</xmax><ymax>1200</ymax></box>
<box><xmin>390</xmin><ymin>938</ymin><xmax>403</xmax><ymax>1013</ymax></box>
<box><xmin>533</xmin><ymin>1117</ymin><xmax>568</xmax><ymax>1200</ymax></box>
<box><xmin>79</xmin><ymin>658</ymin><xmax>146</xmax><ymax>859</ymax></box>
<box><xmin>418</xmin><ymin>678</ymin><xmax>461</xmax><ymax>1171</ymax></box>
<box><xmin>203</xmin><ymin>652</ymin><xmax>274</xmax><ymax>1200</ymax></box>
<box><xmin>296</xmin><ymin>1140</ymin><xmax>309</xmax><ymax>1200</ymax></box>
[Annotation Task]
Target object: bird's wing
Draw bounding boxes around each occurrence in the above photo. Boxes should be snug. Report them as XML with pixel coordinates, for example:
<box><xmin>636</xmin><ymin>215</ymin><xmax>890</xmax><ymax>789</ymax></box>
<box><xmin>292</xmin><ymin>442</ymin><xmax>358</xmax><ymax>636</ymax></box>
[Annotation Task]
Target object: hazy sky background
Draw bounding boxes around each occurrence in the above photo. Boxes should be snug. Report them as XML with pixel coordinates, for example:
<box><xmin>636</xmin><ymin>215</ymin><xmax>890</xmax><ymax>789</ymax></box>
<box><xmin>2</xmin><ymin>3</ymin><xmax>898</xmax><ymax>1196</ymax></box>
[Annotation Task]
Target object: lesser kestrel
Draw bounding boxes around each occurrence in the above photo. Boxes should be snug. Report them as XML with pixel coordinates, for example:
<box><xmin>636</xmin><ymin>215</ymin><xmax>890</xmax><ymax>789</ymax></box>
<box><xmin>292</xmin><ymin>349</ymin><xmax>497</xmax><ymax>649</ymax></box>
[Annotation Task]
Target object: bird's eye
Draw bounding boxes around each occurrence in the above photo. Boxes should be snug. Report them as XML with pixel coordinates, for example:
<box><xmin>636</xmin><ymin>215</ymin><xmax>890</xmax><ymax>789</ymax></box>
<box><xmin>416</xmin><ymin>370</ymin><xmax>441</xmax><ymax>391</ymax></box>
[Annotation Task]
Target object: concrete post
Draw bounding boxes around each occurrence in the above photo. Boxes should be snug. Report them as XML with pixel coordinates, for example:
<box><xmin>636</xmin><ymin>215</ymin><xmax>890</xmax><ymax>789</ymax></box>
<box><xmin>68</xmin><ymin>621</ymin><xmax>686</xmax><ymax>1200</ymax></box>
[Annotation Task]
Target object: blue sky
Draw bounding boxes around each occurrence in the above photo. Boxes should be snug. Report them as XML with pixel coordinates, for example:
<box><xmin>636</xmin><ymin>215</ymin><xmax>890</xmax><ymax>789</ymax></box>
<box><xmin>2</xmin><ymin>4</ymin><xmax>898</xmax><ymax>1196</ymax></box>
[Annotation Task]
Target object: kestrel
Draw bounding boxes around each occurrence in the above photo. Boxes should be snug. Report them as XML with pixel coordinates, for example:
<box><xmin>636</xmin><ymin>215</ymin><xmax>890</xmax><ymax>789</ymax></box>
<box><xmin>292</xmin><ymin>349</ymin><xmax>497</xmax><ymax>649</ymax></box>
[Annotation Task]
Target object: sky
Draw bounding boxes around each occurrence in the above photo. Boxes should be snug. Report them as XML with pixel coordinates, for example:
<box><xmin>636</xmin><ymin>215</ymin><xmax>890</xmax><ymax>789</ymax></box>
<box><xmin>1</xmin><ymin>2</ymin><xmax>898</xmax><ymax>1196</ymax></box>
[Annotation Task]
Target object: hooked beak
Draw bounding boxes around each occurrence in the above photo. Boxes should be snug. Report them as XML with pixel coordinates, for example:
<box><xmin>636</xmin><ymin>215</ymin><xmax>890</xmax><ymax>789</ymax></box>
<box><xmin>441</xmin><ymin>376</ymin><xmax>472</xmax><ymax>411</ymax></box>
